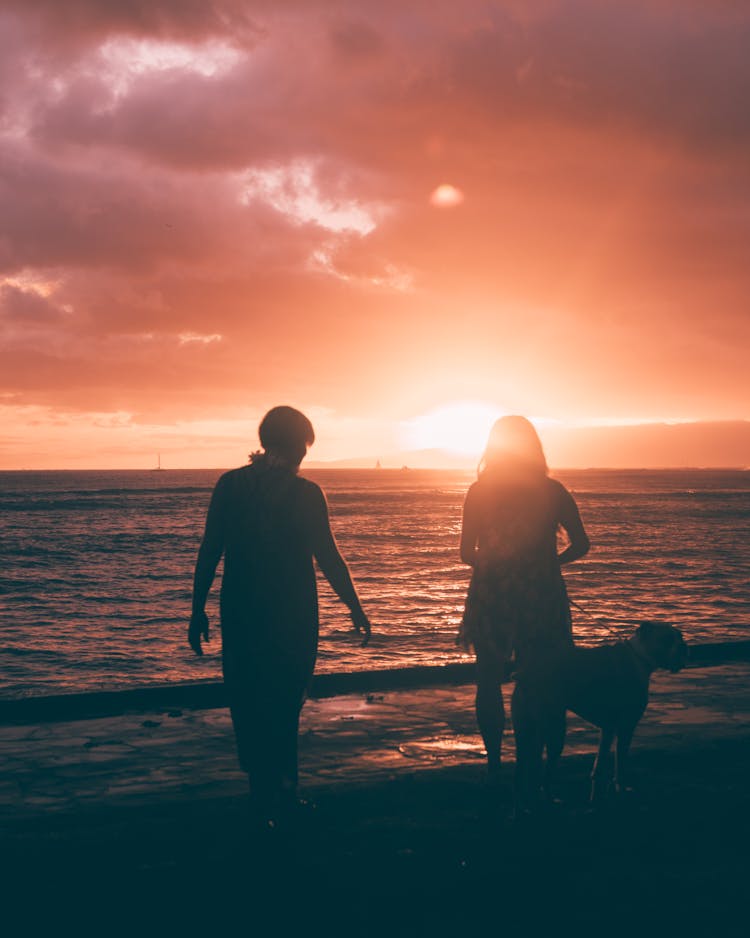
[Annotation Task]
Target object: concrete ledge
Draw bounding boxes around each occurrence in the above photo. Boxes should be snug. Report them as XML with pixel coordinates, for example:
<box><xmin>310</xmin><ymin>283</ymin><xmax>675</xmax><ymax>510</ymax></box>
<box><xmin>2</xmin><ymin>639</ymin><xmax>749</xmax><ymax>725</ymax></box>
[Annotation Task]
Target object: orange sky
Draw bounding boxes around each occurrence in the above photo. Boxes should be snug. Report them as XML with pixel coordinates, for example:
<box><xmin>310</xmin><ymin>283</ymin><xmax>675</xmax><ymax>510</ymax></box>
<box><xmin>0</xmin><ymin>1</ymin><xmax>748</xmax><ymax>468</ymax></box>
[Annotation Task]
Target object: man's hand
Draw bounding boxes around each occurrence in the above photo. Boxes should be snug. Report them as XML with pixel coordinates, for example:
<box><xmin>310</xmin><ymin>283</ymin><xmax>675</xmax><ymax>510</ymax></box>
<box><xmin>188</xmin><ymin>610</ymin><xmax>210</xmax><ymax>656</ymax></box>
<box><xmin>350</xmin><ymin>607</ymin><xmax>372</xmax><ymax>647</ymax></box>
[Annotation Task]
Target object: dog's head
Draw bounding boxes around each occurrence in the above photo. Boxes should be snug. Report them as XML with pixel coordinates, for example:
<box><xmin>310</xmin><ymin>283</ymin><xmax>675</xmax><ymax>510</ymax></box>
<box><xmin>635</xmin><ymin>621</ymin><xmax>689</xmax><ymax>672</ymax></box>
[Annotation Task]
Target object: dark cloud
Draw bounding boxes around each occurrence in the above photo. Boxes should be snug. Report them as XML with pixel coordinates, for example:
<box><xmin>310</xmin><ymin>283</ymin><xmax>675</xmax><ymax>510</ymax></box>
<box><xmin>0</xmin><ymin>137</ymin><xmax>337</xmax><ymax>276</ymax></box>
<box><xmin>441</xmin><ymin>2</ymin><xmax>750</xmax><ymax>153</ymax></box>
<box><xmin>0</xmin><ymin>146</ymin><xmax>212</xmax><ymax>274</ymax></box>
<box><xmin>0</xmin><ymin>283</ymin><xmax>62</xmax><ymax>322</ymax></box>
<box><xmin>0</xmin><ymin>0</ymin><xmax>262</xmax><ymax>49</ymax></box>
<box><xmin>329</xmin><ymin>20</ymin><xmax>385</xmax><ymax>61</ymax></box>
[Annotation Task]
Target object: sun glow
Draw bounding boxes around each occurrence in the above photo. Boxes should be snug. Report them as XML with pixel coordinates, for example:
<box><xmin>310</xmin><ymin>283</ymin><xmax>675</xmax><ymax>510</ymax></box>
<box><xmin>401</xmin><ymin>402</ymin><xmax>503</xmax><ymax>456</ymax></box>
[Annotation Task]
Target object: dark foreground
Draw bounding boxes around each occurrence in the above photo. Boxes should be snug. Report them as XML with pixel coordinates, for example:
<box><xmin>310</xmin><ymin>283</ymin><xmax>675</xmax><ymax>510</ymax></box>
<box><xmin>5</xmin><ymin>738</ymin><xmax>748</xmax><ymax>938</ymax></box>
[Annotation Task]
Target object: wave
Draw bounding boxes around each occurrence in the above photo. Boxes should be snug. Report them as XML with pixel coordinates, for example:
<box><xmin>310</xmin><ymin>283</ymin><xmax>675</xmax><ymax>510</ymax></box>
<box><xmin>2</xmin><ymin>468</ymin><xmax>748</xmax><ymax>698</ymax></box>
<box><xmin>1</xmin><ymin>645</ymin><xmax>68</xmax><ymax>660</ymax></box>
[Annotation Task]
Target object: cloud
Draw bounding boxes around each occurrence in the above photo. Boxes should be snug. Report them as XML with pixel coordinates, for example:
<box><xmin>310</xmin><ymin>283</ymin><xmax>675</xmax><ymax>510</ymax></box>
<box><xmin>0</xmin><ymin>0</ymin><xmax>261</xmax><ymax>50</ymax></box>
<box><xmin>328</xmin><ymin>19</ymin><xmax>385</xmax><ymax>62</ymax></box>
<box><xmin>240</xmin><ymin>161</ymin><xmax>379</xmax><ymax>234</ymax></box>
<box><xmin>0</xmin><ymin>281</ymin><xmax>64</xmax><ymax>322</ymax></box>
<box><xmin>178</xmin><ymin>331</ymin><xmax>222</xmax><ymax>345</ymax></box>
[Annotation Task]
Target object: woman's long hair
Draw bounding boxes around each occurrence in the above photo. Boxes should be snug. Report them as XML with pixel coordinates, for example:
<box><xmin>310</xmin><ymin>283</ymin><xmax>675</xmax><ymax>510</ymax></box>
<box><xmin>478</xmin><ymin>415</ymin><xmax>548</xmax><ymax>480</ymax></box>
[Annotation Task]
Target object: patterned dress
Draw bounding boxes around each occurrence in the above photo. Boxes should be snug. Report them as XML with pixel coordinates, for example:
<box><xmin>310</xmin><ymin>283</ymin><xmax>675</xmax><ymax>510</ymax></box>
<box><xmin>458</xmin><ymin>473</ymin><xmax>578</xmax><ymax>671</ymax></box>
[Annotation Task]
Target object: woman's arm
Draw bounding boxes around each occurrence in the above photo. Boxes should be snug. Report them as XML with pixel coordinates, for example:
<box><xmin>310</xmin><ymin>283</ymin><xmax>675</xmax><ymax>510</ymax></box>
<box><xmin>188</xmin><ymin>477</ymin><xmax>227</xmax><ymax>655</ymax></box>
<box><xmin>556</xmin><ymin>485</ymin><xmax>590</xmax><ymax>565</ymax></box>
<box><xmin>459</xmin><ymin>486</ymin><xmax>480</xmax><ymax>566</ymax></box>
<box><xmin>309</xmin><ymin>487</ymin><xmax>371</xmax><ymax>645</ymax></box>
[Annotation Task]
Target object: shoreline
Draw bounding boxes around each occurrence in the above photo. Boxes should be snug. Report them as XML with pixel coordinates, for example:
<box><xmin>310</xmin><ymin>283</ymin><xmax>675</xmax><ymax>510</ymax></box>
<box><xmin>2</xmin><ymin>638</ymin><xmax>750</xmax><ymax>725</ymax></box>
<box><xmin>3</xmin><ymin>661</ymin><xmax>748</xmax><ymax>815</ymax></box>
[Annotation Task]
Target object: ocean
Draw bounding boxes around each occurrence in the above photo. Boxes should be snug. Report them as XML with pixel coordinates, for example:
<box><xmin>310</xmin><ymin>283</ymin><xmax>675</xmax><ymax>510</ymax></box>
<box><xmin>1</xmin><ymin>468</ymin><xmax>748</xmax><ymax>699</ymax></box>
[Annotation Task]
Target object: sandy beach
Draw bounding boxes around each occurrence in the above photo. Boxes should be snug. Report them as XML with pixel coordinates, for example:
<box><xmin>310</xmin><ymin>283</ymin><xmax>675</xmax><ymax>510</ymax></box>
<box><xmin>3</xmin><ymin>660</ymin><xmax>749</xmax><ymax>936</ymax></box>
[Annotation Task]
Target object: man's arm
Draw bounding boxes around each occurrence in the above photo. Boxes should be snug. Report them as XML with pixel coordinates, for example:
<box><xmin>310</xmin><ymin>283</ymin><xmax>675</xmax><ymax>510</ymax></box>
<box><xmin>308</xmin><ymin>487</ymin><xmax>371</xmax><ymax>646</ymax></box>
<box><xmin>189</xmin><ymin>477</ymin><xmax>227</xmax><ymax>656</ymax></box>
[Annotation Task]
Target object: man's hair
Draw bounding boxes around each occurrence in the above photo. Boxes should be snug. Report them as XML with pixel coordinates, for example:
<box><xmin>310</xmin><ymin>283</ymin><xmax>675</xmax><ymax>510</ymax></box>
<box><xmin>258</xmin><ymin>406</ymin><xmax>315</xmax><ymax>460</ymax></box>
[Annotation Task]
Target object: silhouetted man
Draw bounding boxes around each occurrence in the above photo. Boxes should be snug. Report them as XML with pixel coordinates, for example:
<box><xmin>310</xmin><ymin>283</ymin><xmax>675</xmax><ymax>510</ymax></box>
<box><xmin>189</xmin><ymin>405</ymin><xmax>371</xmax><ymax>823</ymax></box>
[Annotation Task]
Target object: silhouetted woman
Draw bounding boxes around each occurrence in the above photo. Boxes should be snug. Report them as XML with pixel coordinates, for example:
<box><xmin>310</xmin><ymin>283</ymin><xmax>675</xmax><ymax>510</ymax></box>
<box><xmin>457</xmin><ymin>416</ymin><xmax>589</xmax><ymax>781</ymax></box>
<box><xmin>189</xmin><ymin>406</ymin><xmax>371</xmax><ymax>821</ymax></box>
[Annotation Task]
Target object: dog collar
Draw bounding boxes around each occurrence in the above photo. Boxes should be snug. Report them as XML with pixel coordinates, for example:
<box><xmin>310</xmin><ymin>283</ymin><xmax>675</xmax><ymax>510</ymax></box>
<box><xmin>625</xmin><ymin>638</ymin><xmax>658</xmax><ymax>674</ymax></box>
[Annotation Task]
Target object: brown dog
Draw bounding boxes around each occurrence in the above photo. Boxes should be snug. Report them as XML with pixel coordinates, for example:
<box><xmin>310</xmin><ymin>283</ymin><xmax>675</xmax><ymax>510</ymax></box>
<box><xmin>511</xmin><ymin>622</ymin><xmax>689</xmax><ymax>810</ymax></box>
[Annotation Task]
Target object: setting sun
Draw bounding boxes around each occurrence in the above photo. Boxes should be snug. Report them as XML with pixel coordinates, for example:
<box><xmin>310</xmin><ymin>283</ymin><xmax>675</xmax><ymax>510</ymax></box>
<box><xmin>401</xmin><ymin>402</ymin><xmax>503</xmax><ymax>456</ymax></box>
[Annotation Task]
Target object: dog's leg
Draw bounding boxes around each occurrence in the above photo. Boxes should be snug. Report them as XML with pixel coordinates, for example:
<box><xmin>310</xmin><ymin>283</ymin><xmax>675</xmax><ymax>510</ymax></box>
<box><xmin>614</xmin><ymin>723</ymin><xmax>637</xmax><ymax>794</ymax></box>
<box><xmin>542</xmin><ymin>709</ymin><xmax>566</xmax><ymax>803</ymax></box>
<box><xmin>590</xmin><ymin>727</ymin><xmax>615</xmax><ymax>804</ymax></box>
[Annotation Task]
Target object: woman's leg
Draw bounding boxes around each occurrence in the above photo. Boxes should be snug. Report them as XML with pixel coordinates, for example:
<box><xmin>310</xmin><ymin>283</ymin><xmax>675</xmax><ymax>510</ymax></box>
<box><xmin>474</xmin><ymin>651</ymin><xmax>506</xmax><ymax>775</ymax></box>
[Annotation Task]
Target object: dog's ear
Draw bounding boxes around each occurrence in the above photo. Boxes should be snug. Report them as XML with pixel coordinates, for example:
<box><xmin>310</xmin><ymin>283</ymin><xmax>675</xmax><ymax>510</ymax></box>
<box><xmin>667</xmin><ymin>630</ymin><xmax>689</xmax><ymax>672</ymax></box>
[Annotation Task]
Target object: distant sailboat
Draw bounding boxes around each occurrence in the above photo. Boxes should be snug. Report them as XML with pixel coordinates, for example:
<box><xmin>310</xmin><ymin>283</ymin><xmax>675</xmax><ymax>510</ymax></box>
<box><xmin>375</xmin><ymin>459</ymin><xmax>382</xmax><ymax>470</ymax></box>
<box><xmin>152</xmin><ymin>453</ymin><xmax>165</xmax><ymax>472</ymax></box>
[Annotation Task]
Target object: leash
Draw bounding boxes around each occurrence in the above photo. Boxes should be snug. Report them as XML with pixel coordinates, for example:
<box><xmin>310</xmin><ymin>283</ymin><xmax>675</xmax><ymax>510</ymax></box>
<box><xmin>568</xmin><ymin>597</ymin><xmax>626</xmax><ymax>639</ymax></box>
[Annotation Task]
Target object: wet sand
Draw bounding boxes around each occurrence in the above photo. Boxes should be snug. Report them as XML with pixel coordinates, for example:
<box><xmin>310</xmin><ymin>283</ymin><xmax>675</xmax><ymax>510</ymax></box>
<box><xmin>3</xmin><ymin>663</ymin><xmax>749</xmax><ymax>936</ymax></box>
